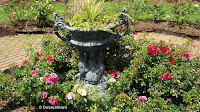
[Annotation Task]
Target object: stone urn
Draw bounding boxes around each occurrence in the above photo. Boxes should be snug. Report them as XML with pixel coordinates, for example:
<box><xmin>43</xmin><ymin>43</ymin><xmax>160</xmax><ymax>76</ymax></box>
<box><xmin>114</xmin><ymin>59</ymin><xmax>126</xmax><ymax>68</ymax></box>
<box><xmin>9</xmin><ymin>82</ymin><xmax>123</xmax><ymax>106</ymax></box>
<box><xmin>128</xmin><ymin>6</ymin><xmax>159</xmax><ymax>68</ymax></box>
<box><xmin>53</xmin><ymin>9</ymin><xmax>129</xmax><ymax>91</ymax></box>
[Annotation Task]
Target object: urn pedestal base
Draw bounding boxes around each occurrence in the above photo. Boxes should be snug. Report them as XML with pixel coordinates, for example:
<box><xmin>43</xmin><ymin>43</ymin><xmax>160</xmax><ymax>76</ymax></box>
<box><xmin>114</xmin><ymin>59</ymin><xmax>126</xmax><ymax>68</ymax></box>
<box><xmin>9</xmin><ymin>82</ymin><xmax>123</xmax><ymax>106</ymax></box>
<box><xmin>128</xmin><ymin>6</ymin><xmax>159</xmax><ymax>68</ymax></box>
<box><xmin>74</xmin><ymin>49</ymin><xmax>109</xmax><ymax>91</ymax></box>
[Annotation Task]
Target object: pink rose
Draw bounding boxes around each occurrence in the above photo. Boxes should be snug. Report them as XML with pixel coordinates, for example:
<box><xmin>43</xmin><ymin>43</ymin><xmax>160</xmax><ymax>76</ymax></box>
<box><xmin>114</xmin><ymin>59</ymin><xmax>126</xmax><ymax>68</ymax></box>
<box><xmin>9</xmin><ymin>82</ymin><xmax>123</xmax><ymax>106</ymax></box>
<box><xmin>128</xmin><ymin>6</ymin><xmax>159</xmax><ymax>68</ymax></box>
<box><xmin>77</xmin><ymin>88</ymin><xmax>87</xmax><ymax>96</ymax></box>
<box><xmin>73</xmin><ymin>84</ymin><xmax>80</xmax><ymax>89</ymax></box>
<box><xmin>141</xmin><ymin>96</ymin><xmax>147</xmax><ymax>101</ymax></box>
<box><xmin>23</xmin><ymin>59</ymin><xmax>28</xmax><ymax>63</ymax></box>
<box><xmin>66</xmin><ymin>92</ymin><xmax>75</xmax><ymax>100</ymax></box>
<box><xmin>161</xmin><ymin>73</ymin><xmax>171</xmax><ymax>80</ymax></box>
<box><xmin>50</xmin><ymin>73</ymin><xmax>57</xmax><ymax>78</ymax></box>
<box><xmin>47</xmin><ymin>56</ymin><xmax>54</xmax><ymax>61</ymax></box>
<box><xmin>159</xmin><ymin>46</ymin><xmax>167</xmax><ymax>53</ymax></box>
<box><xmin>49</xmin><ymin>96</ymin><xmax>58</xmax><ymax>105</ymax></box>
<box><xmin>182</xmin><ymin>51</ymin><xmax>193</xmax><ymax>59</ymax></box>
<box><xmin>44</xmin><ymin>73</ymin><xmax>49</xmax><ymax>78</ymax></box>
<box><xmin>46</xmin><ymin>77</ymin><xmax>53</xmax><ymax>84</ymax></box>
<box><xmin>19</xmin><ymin>63</ymin><xmax>23</xmax><ymax>68</ymax></box>
<box><xmin>44</xmin><ymin>73</ymin><xmax>59</xmax><ymax>84</ymax></box>
<box><xmin>107</xmin><ymin>70</ymin><xmax>112</xmax><ymax>74</ymax></box>
<box><xmin>147</xmin><ymin>45</ymin><xmax>158</xmax><ymax>56</ymax></box>
<box><xmin>136</xmin><ymin>96</ymin><xmax>147</xmax><ymax>101</ymax></box>
<box><xmin>166</xmin><ymin>50</ymin><xmax>172</xmax><ymax>54</ymax></box>
<box><xmin>169</xmin><ymin>61</ymin><xmax>173</xmax><ymax>65</ymax></box>
<box><xmin>11</xmin><ymin>14</ymin><xmax>14</xmax><ymax>18</ymax></box>
<box><xmin>37</xmin><ymin>51</ymin><xmax>42</xmax><ymax>57</ymax></box>
<box><xmin>40</xmin><ymin>92</ymin><xmax>48</xmax><ymax>99</ymax></box>
<box><xmin>107</xmin><ymin>70</ymin><xmax>120</xmax><ymax>78</ymax></box>
<box><xmin>31</xmin><ymin>70</ymin><xmax>35</xmax><ymax>75</ymax></box>
<box><xmin>35</xmin><ymin>68</ymin><xmax>40</xmax><ymax>73</ymax></box>
<box><xmin>52</xmin><ymin>77</ymin><xmax>59</xmax><ymax>83</ymax></box>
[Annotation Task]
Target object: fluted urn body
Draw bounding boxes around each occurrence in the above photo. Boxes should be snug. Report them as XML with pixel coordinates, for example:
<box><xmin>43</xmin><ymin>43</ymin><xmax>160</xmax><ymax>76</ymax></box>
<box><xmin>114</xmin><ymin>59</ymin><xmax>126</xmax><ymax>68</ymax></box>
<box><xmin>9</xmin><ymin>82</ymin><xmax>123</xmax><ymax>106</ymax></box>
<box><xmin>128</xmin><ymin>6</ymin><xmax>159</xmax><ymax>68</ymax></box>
<box><xmin>70</xmin><ymin>29</ymin><xmax>115</xmax><ymax>90</ymax></box>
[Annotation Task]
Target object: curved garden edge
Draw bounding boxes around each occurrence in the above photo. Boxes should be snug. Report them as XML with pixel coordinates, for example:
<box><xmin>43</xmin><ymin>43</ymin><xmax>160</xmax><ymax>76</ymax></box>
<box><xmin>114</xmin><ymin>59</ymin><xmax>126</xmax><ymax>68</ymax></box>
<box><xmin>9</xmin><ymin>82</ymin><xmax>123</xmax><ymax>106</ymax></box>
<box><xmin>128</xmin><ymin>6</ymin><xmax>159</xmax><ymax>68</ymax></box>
<box><xmin>135</xmin><ymin>28</ymin><xmax>200</xmax><ymax>39</ymax></box>
<box><xmin>132</xmin><ymin>19</ymin><xmax>200</xmax><ymax>39</ymax></box>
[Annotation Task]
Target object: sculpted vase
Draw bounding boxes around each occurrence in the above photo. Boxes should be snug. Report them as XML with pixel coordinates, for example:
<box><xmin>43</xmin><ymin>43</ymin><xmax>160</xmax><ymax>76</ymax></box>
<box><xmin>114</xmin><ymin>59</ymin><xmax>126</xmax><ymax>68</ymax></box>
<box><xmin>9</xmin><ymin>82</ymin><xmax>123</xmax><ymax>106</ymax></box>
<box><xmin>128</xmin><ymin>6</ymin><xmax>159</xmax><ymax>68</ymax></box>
<box><xmin>53</xmin><ymin>9</ymin><xmax>129</xmax><ymax>91</ymax></box>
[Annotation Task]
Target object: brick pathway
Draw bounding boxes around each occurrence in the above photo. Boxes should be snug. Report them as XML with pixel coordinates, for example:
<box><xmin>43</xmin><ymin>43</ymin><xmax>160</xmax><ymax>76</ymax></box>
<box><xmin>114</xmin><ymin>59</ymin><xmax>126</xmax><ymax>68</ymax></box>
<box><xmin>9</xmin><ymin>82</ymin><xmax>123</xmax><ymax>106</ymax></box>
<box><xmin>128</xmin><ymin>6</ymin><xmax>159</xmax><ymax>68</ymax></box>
<box><xmin>0</xmin><ymin>34</ymin><xmax>43</xmax><ymax>71</ymax></box>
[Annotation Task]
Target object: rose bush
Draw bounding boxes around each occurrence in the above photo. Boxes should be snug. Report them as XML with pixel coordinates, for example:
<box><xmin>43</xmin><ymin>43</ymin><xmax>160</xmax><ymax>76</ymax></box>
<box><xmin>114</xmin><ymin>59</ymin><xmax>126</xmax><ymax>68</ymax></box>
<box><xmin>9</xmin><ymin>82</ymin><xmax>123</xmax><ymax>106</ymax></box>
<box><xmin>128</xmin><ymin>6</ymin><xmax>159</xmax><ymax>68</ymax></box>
<box><xmin>2</xmin><ymin>0</ymin><xmax>53</xmax><ymax>27</ymax></box>
<box><xmin>0</xmin><ymin>34</ymin><xmax>199</xmax><ymax>111</ymax></box>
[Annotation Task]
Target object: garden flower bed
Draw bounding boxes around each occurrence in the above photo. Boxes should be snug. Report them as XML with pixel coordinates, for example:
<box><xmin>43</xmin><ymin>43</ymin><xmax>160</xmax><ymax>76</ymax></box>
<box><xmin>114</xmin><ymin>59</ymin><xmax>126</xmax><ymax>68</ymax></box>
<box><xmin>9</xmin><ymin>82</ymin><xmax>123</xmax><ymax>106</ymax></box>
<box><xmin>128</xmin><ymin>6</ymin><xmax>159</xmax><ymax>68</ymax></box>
<box><xmin>0</xmin><ymin>32</ymin><xmax>199</xmax><ymax>111</ymax></box>
<box><xmin>0</xmin><ymin>0</ymin><xmax>199</xmax><ymax>111</ymax></box>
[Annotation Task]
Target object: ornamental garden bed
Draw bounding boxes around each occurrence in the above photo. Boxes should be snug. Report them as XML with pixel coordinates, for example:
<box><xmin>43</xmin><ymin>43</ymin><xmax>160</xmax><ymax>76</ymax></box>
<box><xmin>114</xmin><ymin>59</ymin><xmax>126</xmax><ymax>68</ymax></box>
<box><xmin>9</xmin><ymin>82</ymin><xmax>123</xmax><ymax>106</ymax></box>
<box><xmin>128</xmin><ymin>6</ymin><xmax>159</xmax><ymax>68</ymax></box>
<box><xmin>0</xmin><ymin>0</ymin><xmax>199</xmax><ymax>111</ymax></box>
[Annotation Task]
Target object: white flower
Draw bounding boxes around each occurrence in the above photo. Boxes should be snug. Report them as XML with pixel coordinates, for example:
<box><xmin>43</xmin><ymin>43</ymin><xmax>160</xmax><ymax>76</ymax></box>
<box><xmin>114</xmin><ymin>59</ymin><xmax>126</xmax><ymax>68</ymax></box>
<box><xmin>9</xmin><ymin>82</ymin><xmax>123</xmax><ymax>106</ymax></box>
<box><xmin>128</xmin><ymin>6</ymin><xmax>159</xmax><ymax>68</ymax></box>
<box><xmin>66</xmin><ymin>92</ymin><xmax>75</xmax><ymax>100</ymax></box>
<box><xmin>194</xmin><ymin>4</ymin><xmax>199</xmax><ymax>7</ymax></box>
<box><xmin>77</xmin><ymin>88</ymin><xmax>87</xmax><ymax>96</ymax></box>
<box><xmin>73</xmin><ymin>84</ymin><xmax>80</xmax><ymax>89</ymax></box>
<box><xmin>108</xmin><ymin>78</ymin><xmax>116</xmax><ymax>83</ymax></box>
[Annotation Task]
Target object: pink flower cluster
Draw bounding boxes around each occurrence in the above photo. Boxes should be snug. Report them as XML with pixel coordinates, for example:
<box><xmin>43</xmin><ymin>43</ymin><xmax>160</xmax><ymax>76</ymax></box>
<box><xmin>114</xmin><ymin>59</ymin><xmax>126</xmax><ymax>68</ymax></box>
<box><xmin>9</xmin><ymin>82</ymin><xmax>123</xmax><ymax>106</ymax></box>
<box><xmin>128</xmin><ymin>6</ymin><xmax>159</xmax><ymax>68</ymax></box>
<box><xmin>147</xmin><ymin>44</ymin><xmax>159</xmax><ymax>56</ymax></box>
<box><xmin>147</xmin><ymin>44</ymin><xmax>171</xmax><ymax>56</ymax></box>
<box><xmin>19</xmin><ymin>59</ymin><xmax>29</xmax><ymax>68</ymax></box>
<box><xmin>40</xmin><ymin>92</ymin><xmax>58</xmax><ymax>105</ymax></box>
<box><xmin>65</xmin><ymin>92</ymin><xmax>75</xmax><ymax>100</ymax></box>
<box><xmin>160</xmin><ymin>72</ymin><xmax>171</xmax><ymax>80</ymax></box>
<box><xmin>106</xmin><ymin>70</ymin><xmax>120</xmax><ymax>79</ymax></box>
<box><xmin>135</xmin><ymin>96</ymin><xmax>147</xmax><ymax>102</ymax></box>
<box><xmin>42</xmin><ymin>73</ymin><xmax>59</xmax><ymax>84</ymax></box>
<box><xmin>37</xmin><ymin>50</ymin><xmax>42</xmax><ymax>57</ymax></box>
<box><xmin>30</xmin><ymin>68</ymin><xmax>40</xmax><ymax>77</ymax></box>
<box><xmin>40</xmin><ymin>92</ymin><xmax>48</xmax><ymax>99</ymax></box>
<box><xmin>11</xmin><ymin>12</ymin><xmax>17</xmax><ymax>18</ymax></box>
<box><xmin>182</xmin><ymin>51</ymin><xmax>193</xmax><ymax>60</ymax></box>
<box><xmin>36</xmin><ymin>50</ymin><xmax>54</xmax><ymax>61</ymax></box>
<box><xmin>77</xmin><ymin>88</ymin><xmax>87</xmax><ymax>97</ymax></box>
<box><xmin>65</xmin><ymin>84</ymin><xmax>87</xmax><ymax>100</ymax></box>
<box><xmin>168</xmin><ymin>57</ymin><xmax>174</xmax><ymax>65</ymax></box>
<box><xmin>47</xmin><ymin>56</ymin><xmax>54</xmax><ymax>61</ymax></box>
<box><xmin>49</xmin><ymin>96</ymin><xmax>58</xmax><ymax>105</ymax></box>
<box><xmin>157</xmin><ymin>85</ymin><xmax>161</xmax><ymax>88</ymax></box>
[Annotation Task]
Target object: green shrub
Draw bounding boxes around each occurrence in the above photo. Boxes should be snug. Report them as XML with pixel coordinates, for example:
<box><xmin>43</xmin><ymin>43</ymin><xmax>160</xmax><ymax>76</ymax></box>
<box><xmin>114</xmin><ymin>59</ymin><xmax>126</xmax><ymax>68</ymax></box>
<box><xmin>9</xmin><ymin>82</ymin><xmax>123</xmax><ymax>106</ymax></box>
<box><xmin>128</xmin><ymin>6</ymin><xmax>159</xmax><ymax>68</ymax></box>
<box><xmin>113</xmin><ymin>37</ymin><xmax>200</xmax><ymax>111</ymax></box>
<box><xmin>2</xmin><ymin>0</ymin><xmax>53</xmax><ymax>27</ymax></box>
